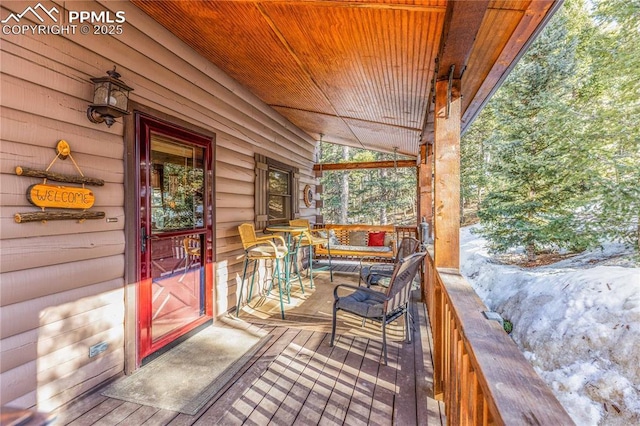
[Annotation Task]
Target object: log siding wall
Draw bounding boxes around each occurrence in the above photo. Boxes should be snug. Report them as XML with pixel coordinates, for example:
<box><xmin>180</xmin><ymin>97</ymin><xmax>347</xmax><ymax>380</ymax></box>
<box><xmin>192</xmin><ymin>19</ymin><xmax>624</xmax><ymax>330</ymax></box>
<box><xmin>0</xmin><ymin>0</ymin><xmax>317</xmax><ymax>411</ymax></box>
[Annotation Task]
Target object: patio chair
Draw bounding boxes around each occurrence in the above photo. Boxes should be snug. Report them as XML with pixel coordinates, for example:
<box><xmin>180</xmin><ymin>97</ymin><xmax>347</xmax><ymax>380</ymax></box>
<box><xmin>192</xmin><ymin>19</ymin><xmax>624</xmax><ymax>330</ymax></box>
<box><xmin>289</xmin><ymin>219</ymin><xmax>333</xmax><ymax>285</ymax></box>
<box><xmin>359</xmin><ymin>236</ymin><xmax>419</xmax><ymax>287</ymax></box>
<box><xmin>331</xmin><ymin>252</ymin><xmax>426</xmax><ymax>365</ymax></box>
<box><xmin>236</xmin><ymin>223</ymin><xmax>288</xmax><ymax>318</ymax></box>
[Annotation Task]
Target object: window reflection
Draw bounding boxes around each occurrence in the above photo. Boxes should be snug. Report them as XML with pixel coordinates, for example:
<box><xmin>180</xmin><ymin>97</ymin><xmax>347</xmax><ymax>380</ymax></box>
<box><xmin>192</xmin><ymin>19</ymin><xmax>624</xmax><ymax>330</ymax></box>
<box><xmin>268</xmin><ymin>168</ymin><xmax>291</xmax><ymax>223</ymax></box>
<box><xmin>150</xmin><ymin>135</ymin><xmax>205</xmax><ymax>232</ymax></box>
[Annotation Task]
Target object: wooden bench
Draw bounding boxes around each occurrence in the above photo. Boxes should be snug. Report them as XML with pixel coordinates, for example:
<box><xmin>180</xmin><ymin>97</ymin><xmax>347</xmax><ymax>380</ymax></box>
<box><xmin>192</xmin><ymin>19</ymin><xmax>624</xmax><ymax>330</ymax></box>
<box><xmin>313</xmin><ymin>224</ymin><xmax>398</xmax><ymax>260</ymax></box>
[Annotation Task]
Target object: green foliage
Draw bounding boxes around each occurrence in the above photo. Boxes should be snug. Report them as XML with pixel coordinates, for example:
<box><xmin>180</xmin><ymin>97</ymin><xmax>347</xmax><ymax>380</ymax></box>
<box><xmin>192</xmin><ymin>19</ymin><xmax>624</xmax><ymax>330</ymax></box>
<box><xmin>464</xmin><ymin>0</ymin><xmax>640</xmax><ymax>258</ymax></box>
<box><xmin>588</xmin><ymin>0</ymin><xmax>640</xmax><ymax>249</ymax></box>
<box><xmin>461</xmin><ymin>106</ymin><xmax>495</xmax><ymax>210</ymax></box>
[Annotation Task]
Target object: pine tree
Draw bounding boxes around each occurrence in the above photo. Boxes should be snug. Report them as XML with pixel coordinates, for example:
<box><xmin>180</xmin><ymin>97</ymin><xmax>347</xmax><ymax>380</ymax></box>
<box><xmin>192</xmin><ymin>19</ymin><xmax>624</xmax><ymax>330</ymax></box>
<box><xmin>588</xmin><ymin>0</ymin><xmax>640</xmax><ymax>250</ymax></box>
<box><xmin>464</xmin><ymin>0</ymin><xmax>639</xmax><ymax>257</ymax></box>
<box><xmin>476</xmin><ymin>2</ymin><xmax>598</xmax><ymax>261</ymax></box>
<box><xmin>319</xmin><ymin>142</ymin><xmax>416</xmax><ymax>225</ymax></box>
<box><xmin>461</xmin><ymin>104</ymin><xmax>496</xmax><ymax>222</ymax></box>
<box><xmin>318</xmin><ymin>142</ymin><xmax>346</xmax><ymax>222</ymax></box>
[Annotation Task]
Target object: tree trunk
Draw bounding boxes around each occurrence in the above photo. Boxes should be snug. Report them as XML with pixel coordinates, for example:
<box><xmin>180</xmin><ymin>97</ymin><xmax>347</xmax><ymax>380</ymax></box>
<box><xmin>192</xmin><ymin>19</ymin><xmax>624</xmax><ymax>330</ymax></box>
<box><xmin>340</xmin><ymin>146</ymin><xmax>349</xmax><ymax>223</ymax></box>
<box><xmin>526</xmin><ymin>241</ymin><xmax>536</xmax><ymax>263</ymax></box>
<box><xmin>380</xmin><ymin>168</ymin><xmax>388</xmax><ymax>224</ymax></box>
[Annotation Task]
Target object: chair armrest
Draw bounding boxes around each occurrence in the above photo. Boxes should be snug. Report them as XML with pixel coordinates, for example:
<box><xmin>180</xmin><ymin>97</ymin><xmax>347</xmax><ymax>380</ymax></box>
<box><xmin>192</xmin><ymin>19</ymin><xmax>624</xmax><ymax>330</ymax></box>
<box><xmin>290</xmin><ymin>230</ymin><xmax>315</xmax><ymax>248</ymax></box>
<box><xmin>255</xmin><ymin>234</ymin><xmax>287</xmax><ymax>247</ymax></box>
<box><xmin>245</xmin><ymin>237</ymin><xmax>288</xmax><ymax>256</ymax></box>
<box><xmin>359</xmin><ymin>255</ymin><xmax>383</xmax><ymax>268</ymax></box>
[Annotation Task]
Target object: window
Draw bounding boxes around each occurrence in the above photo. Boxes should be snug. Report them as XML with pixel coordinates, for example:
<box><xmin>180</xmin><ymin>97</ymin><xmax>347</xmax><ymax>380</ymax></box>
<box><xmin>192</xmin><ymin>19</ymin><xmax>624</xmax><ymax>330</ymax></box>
<box><xmin>255</xmin><ymin>154</ymin><xmax>299</xmax><ymax>228</ymax></box>
<box><xmin>268</xmin><ymin>167</ymin><xmax>291</xmax><ymax>224</ymax></box>
<box><xmin>150</xmin><ymin>135</ymin><xmax>205</xmax><ymax>232</ymax></box>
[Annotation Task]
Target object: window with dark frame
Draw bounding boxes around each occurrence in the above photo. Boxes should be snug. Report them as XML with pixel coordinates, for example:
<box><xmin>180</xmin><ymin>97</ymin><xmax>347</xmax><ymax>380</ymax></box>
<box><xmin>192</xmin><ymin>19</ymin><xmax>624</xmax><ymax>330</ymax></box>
<box><xmin>268</xmin><ymin>167</ymin><xmax>292</xmax><ymax>224</ymax></box>
<box><xmin>254</xmin><ymin>154</ymin><xmax>299</xmax><ymax>229</ymax></box>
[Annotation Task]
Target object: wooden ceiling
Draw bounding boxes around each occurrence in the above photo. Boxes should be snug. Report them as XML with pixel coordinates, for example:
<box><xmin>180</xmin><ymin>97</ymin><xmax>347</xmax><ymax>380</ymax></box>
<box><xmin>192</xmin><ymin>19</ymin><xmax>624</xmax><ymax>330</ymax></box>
<box><xmin>132</xmin><ymin>0</ymin><xmax>561</xmax><ymax>157</ymax></box>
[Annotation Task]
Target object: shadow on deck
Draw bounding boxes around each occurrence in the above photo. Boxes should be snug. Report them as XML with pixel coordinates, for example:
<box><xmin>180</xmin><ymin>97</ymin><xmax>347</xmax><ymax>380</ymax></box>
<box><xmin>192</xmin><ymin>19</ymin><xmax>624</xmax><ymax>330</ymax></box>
<box><xmin>54</xmin><ymin>263</ymin><xmax>445</xmax><ymax>425</ymax></box>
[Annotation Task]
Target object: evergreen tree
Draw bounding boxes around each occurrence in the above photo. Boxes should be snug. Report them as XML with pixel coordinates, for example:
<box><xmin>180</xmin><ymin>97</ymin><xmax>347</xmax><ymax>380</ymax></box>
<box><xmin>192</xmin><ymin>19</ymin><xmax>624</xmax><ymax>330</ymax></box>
<box><xmin>588</xmin><ymin>0</ymin><xmax>640</xmax><ymax>250</ymax></box>
<box><xmin>461</xmin><ymin>104</ymin><xmax>496</xmax><ymax>222</ymax></box>
<box><xmin>319</xmin><ymin>142</ymin><xmax>416</xmax><ymax>225</ymax></box>
<box><xmin>318</xmin><ymin>142</ymin><xmax>346</xmax><ymax>223</ymax></box>
<box><xmin>476</xmin><ymin>2</ymin><xmax>598</xmax><ymax>261</ymax></box>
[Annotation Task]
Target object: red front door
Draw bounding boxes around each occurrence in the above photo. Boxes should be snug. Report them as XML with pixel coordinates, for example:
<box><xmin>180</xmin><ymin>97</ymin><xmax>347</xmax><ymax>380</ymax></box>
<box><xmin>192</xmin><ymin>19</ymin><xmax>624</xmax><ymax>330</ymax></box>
<box><xmin>136</xmin><ymin>113</ymin><xmax>214</xmax><ymax>364</ymax></box>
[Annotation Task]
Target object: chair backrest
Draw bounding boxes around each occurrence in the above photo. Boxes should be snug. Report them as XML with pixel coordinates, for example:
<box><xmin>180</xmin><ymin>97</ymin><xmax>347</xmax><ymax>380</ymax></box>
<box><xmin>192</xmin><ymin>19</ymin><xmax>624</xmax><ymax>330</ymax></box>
<box><xmin>289</xmin><ymin>219</ymin><xmax>311</xmax><ymax>231</ymax></box>
<box><xmin>238</xmin><ymin>223</ymin><xmax>259</xmax><ymax>250</ymax></box>
<box><xmin>396</xmin><ymin>237</ymin><xmax>420</xmax><ymax>263</ymax></box>
<box><xmin>384</xmin><ymin>252</ymin><xmax>426</xmax><ymax>311</ymax></box>
<box><xmin>183</xmin><ymin>236</ymin><xmax>200</xmax><ymax>256</ymax></box>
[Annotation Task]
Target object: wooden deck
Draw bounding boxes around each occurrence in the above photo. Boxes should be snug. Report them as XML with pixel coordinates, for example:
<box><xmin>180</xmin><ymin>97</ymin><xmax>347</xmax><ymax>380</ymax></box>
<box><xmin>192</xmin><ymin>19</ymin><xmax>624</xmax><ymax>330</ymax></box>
<box><xmin>53</xmin><ymin>264</ymin><xmax>445</xmax><ymax>425</ymax></box>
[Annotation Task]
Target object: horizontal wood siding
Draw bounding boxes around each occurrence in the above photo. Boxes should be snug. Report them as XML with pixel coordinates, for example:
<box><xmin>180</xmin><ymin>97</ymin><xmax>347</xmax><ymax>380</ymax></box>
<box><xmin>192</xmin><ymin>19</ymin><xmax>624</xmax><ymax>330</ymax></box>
<box><xmin>0</xmin><ymin>0</ymin><xmax>316</xmax><ymax>412</ymax></box>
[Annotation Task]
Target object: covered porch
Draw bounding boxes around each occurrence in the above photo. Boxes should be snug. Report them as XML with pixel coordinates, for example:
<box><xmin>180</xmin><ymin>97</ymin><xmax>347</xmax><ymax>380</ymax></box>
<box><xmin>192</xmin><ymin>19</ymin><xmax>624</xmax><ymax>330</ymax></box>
<box><xmin>0</xmin><ymin>0</ymin><xmax>576</xmax><ymax>424</ymax></box>
<box><xmin>53</xmin><ymin>268</ymin><xmax>445</xmax><ymax>425</ymax></box>
<box><xmin>54</xmin><ymin>249</ymin><xmax>573</xmax><ymax>425</ymax></box>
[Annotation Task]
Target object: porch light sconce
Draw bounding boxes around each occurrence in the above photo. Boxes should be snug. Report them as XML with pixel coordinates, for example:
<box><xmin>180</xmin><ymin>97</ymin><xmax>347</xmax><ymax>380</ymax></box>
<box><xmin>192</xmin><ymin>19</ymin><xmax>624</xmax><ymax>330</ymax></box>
<box><xmin>87</xmin><ymin>66</ymin><xmax>133</xmax><ymax>127</ymax></box>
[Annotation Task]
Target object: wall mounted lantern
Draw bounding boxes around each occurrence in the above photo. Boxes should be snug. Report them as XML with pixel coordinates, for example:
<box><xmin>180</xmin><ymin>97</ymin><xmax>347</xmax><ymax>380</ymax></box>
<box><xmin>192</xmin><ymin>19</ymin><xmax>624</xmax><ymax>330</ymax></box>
<box><xmin>87</xmin><ymin>66</ymin><xmax>133</xmax><ymax>127</ymax></box>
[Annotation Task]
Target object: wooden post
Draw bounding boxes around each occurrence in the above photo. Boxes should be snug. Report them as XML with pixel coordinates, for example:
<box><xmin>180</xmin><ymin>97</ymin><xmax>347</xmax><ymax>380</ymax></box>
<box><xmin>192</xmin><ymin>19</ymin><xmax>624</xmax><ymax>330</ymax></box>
<box><xmin>433</xmin><ymin>78</ymin><xmax>461</xmax><ymax>270</ymax></box>
<box><xmin>418</xmin><ymin>143</ymin><xmax>433</xmax><ymax>233</ymax></box>
<box><xmin>418</xmin><ymin>144</ymin><xmax>433</xmax><ymax>301</ymax></box>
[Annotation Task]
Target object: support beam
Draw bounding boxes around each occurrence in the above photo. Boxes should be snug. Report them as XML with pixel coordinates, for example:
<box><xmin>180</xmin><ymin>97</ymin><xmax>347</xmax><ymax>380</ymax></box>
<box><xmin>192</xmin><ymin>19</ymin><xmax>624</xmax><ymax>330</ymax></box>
<box><xmin>434</xmin><ymin>78</ymin><xmax>461</xmax><ymax>269</ymax></box>
<box><xmin>313</xmin><ymin>159</ymin><xmax>416</xmax><ymax>172</ymax></box>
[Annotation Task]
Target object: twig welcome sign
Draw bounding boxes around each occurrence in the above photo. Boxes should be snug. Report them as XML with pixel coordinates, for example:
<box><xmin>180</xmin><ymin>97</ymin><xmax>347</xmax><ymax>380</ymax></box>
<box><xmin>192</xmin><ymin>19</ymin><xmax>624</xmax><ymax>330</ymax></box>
<box><xmin>14</xmin><ymin>140</ymin><xmax>106</xmax><ymax>223</ymax></box>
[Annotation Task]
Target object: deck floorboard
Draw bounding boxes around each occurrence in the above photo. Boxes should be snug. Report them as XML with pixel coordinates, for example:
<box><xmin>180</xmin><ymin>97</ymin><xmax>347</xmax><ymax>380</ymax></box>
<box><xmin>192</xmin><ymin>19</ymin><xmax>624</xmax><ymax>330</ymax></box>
<box><xmin>54</xmin><ymin>262</ymin><xmax>445</xmax><ymax>425</ymax></box>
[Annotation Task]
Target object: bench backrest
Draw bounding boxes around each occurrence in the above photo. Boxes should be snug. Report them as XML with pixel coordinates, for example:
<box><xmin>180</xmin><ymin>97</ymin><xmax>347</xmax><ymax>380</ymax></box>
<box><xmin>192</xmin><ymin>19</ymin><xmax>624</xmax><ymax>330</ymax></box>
<box><xmin>318</xmin><ymin>224</ymin><xmax>395</xmax><ymax>245</ymax></box>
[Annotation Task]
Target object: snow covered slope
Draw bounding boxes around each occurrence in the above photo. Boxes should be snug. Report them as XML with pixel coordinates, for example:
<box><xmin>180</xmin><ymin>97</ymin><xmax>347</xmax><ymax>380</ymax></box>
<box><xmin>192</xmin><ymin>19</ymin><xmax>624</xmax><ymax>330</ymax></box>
<box><xmin>460</xmin><ymin>226</ymin><xmax>640</xmax><ymax>425</ymax></box>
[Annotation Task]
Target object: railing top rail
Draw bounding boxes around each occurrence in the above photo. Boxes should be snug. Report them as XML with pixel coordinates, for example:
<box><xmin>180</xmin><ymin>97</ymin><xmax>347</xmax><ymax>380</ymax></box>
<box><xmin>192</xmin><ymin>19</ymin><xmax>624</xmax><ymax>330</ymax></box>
<box><xmin>434</xmin><ymin>266</ymin><xmax>574</xmax><ymax>425</ymax></box>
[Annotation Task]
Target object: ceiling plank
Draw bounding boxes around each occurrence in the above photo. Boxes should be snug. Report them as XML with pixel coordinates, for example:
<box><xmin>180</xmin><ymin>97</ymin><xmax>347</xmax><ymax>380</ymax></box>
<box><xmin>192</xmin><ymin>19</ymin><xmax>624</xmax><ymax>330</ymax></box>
<box><xmin>219</xmin><ymin>0</ymin><xmax>447</xmax><ymax>13</ymax></box>
<box><xmin>132</xmin><ymin>0</ymin><xmax>561</xmax><ymax>157</ymax></box>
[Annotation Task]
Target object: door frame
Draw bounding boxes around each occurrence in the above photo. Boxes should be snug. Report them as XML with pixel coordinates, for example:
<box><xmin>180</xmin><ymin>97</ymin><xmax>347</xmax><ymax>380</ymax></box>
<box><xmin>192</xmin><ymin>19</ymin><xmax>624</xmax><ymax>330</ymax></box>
<box><xmin>123</xmin><ymin>103</ymin><xmax>216</xmax><ymax>372</ymax></box>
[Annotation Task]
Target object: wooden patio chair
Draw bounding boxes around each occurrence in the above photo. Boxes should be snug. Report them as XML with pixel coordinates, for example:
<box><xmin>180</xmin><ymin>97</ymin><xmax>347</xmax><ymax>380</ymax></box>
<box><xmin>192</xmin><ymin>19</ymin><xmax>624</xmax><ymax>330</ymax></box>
<box><xmin>359</xmin><ymin>236</ymin><xmax>419</xmax><ymax>287</ymax></box>
<box><xmin>331</xmin><ymin>251</ymin><xmax>426</xmax><ymax>365</ymax></box>
<box><xmin>289</xmin><ymin>219</ymin><xmax>333</xmax><ymax>284</ymax></box>
<box><xmin>236</xmin><ymin>223</ymin><xmax>288</xmax><ymax>318</ymax></box>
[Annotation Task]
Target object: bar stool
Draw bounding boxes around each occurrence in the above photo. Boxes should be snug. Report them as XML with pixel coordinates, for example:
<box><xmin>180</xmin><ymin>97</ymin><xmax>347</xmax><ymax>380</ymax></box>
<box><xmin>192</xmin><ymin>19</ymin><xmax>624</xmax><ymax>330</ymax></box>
<box><xmin>236</xmin><ymin>223</ymin><xmax>288</xmax><ymax>318</ymax></box>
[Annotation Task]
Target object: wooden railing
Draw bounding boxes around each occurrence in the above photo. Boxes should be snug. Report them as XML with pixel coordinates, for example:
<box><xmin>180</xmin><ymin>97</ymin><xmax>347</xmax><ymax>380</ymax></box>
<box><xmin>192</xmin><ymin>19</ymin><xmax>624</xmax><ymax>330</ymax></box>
<box><xmin>423</xmin><ymin>250</ymin><xmax>575</xmax><ymax>425</ymax></box>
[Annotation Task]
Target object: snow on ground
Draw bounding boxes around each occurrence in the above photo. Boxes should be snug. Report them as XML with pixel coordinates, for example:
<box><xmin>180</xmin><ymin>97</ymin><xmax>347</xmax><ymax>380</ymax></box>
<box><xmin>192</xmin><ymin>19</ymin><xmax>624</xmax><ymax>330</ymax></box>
<box><xmin>459</xmin><ymin>225</ymin><xmax>640</xmax><ymax>426</ymax></box>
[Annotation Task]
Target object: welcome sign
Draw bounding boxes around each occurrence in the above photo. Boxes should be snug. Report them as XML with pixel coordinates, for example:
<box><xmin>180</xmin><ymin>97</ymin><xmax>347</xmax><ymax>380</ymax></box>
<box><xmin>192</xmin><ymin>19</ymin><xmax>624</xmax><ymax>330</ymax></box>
<box><xmin>14</xmin><ymin>140</ymin><xmax>105</xmax><ymax>223</ymax></box>
<box><xmin>27</xmin><ymin>184</ymin><xmax>95</xmax><ymax>209</ymax></box>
